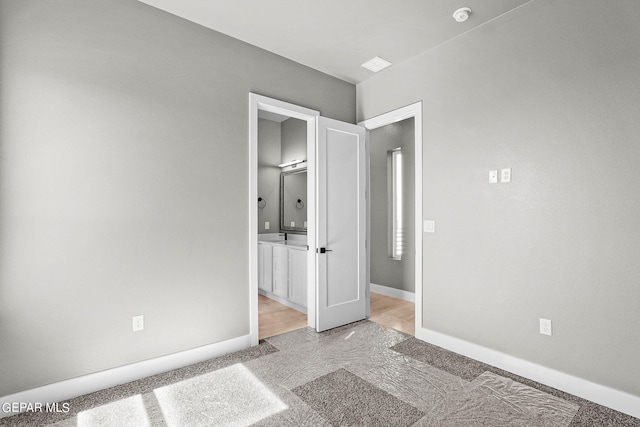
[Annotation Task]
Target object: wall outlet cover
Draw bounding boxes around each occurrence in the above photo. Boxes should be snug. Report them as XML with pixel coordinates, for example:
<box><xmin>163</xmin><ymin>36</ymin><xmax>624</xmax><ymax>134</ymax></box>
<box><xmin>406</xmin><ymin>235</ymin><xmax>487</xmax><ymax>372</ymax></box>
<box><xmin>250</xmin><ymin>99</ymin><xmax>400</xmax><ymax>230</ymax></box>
<box><xmin>265</xmin><ymin>221</ymin><xmax>270</xmax><ymax>230</ymax></box>
<box><xmin>539</xmin><ymin>318</ymin><xmax>552</xmax><ymax>336</ymax></box>
<box><xmin>489</xmin><ymin>170</ymin><xmax>498</xmax><ymax>184</ymax></box>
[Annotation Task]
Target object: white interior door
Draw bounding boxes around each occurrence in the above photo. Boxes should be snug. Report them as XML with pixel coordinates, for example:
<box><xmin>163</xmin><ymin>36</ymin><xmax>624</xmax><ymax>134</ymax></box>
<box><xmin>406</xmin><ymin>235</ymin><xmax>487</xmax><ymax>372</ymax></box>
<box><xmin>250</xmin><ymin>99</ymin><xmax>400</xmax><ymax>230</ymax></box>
<box><xmin>316</xmin><ymin>116</ymin><xmax>367</xmax><ymax>332</ymax></box>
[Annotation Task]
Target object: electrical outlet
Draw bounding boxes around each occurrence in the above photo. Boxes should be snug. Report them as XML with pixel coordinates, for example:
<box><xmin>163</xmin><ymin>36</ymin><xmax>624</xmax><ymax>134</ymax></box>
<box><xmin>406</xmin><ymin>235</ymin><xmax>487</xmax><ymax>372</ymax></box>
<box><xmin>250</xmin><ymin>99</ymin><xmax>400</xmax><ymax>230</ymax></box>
<box><xmin>132</xmin><ymin>315</ymin><xmax>144</xmax><ymax>332</ymax></box>
<box><xmin>265</xmin><ymin>221</ymin><xmax>270</xmax><ymax>230</ymax></box>
<box><xmin>489</xmin><ymin>170</ymin><xmax>498</xmax><ymax>184</ymax></box>
<box><xmin>539</xmin><ymin>318</ymin><xmax>552</xmax><ymax>336</ymax></box>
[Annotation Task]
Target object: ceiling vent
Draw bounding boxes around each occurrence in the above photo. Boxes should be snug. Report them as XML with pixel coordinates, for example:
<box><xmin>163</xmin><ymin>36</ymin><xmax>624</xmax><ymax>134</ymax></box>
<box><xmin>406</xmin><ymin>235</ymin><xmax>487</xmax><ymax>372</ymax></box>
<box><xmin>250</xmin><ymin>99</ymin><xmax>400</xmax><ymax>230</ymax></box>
<box><xmin>361</xmin><ymin>56</ymin><xmax>392</xmax><ymax>73</ymax></box>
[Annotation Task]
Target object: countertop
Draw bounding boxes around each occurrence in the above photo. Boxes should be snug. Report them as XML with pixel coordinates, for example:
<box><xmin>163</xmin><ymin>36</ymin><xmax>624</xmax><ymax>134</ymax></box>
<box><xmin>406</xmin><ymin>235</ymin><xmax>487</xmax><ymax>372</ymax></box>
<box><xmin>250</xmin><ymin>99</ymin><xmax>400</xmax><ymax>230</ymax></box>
<box><xmin>258</xmin><ymin>239</ymin><xmax>307</xmax><ymax>250</ymax></box>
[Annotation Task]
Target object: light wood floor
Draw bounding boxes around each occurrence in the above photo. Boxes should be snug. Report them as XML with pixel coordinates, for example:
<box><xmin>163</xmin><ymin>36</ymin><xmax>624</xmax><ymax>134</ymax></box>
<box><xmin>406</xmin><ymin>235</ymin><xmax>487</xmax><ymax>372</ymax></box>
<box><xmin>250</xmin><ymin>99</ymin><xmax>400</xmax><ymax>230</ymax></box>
<box><xmin>259</xmin><ymin>294</ymin><xmax>308</xmax><ymax>339</ymax></box>
<box><xmin>258</xmin><ymin>291</ymin><xmax>415</xmax><ymax>339</ymax></box>
<box><xmin>369</xmin><ymin>291</ymin><xmax>415</xmax><ymax>336</ymax></box>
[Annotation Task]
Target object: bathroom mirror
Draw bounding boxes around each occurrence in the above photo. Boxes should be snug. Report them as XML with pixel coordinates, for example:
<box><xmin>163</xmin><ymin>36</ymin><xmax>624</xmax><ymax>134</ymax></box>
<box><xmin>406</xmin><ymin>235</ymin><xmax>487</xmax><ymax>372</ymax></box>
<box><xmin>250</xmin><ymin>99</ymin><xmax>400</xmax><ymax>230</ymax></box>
<box><xmin>280</xmin><ymin>169</ymin><xmax>307</xmax><ymax>234</ymax></box>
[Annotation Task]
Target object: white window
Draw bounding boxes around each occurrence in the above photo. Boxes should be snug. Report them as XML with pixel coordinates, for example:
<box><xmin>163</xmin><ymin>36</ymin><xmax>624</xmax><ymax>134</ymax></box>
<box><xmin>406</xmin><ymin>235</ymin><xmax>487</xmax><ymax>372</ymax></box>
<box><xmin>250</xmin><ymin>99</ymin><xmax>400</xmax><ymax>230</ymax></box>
<box><xmin>388</xmin><ymin>148</ymin><xmax>403</xmax><ymax>260</ymax></box>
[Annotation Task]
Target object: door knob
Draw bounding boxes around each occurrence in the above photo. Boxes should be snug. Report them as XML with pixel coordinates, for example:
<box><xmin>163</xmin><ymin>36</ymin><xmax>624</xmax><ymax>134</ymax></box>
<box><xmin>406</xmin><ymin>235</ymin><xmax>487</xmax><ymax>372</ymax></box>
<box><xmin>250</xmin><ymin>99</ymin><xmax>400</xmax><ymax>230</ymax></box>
<box><xmin>319</xmin><ymin>247</ymin><xmax>333</xmax><ymax>254</ymax></box>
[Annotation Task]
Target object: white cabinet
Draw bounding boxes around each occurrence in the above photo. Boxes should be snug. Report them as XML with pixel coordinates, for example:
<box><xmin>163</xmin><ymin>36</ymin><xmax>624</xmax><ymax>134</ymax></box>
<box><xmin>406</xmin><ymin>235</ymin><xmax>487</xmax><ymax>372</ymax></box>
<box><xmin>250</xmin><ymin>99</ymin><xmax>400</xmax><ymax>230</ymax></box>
<box><xmin>288</xmin><ymin>249</ymin><xmax>307</xmax><ymax>307</ymax></box>
<box><xmin>257</xmin><ymin>242</ymin><xmax>307</xmax><ymax>313</ymax></box>
<box><xmin>272</xmin><ymin>246</ymin><xmax>289</xmax><ymax>298</ymax></box>
<box><xmin>258</xmin><ymin>243</ymin><xmax>273</xmax><ymax>292</ymax></box>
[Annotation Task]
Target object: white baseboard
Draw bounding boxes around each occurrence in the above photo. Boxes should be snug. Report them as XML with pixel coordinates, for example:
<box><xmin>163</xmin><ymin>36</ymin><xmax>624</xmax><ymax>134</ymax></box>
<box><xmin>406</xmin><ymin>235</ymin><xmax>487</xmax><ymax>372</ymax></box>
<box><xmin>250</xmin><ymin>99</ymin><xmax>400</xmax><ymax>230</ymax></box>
<box><xmin>370</xmin><ymin>283</ymin><xmax>415</xmax><ymax>302</ymax></box>
<box><xmin>416</xmin><ymin>327</ymin><xmax>640</xmax><ymax>419</ymax></box>
<box><xmin>0</xmin><ymin>334</ymin><xmax>252</xmax><ymax>418</ymax></box>
<box><xmin>258</xmin><ymin>289</ymin><xmax>307</xmax><ymax>314</ymax></box>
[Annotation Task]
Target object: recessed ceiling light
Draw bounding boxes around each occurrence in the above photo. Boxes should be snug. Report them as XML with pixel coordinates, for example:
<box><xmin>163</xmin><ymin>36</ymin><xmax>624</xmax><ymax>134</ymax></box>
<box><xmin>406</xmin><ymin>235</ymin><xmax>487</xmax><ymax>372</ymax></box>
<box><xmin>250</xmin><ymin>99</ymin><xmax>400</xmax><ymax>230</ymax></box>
<box><xmin>361</xmin><ymin>56</ymin><xmax>392</xmax><ymax>73</ymax></box>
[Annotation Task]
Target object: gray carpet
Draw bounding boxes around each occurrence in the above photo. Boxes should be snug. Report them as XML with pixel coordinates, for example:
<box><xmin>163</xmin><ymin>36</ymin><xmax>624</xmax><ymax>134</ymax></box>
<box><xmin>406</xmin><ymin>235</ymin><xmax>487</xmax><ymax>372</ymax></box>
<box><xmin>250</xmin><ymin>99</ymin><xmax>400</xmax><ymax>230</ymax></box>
<box><xmin>293</xmin><ymin>368</ymin><xmax>424</xmax><ymax>426</ymax></box>
<box><xmin>392</xmin><ymin>337</ymin><xmax>640</xmax><ymax>426</ymax></box>
<box><xmin>1</xmin><ymin>321</ymin><xmax>638</xmax><ymax>426</ymax></box>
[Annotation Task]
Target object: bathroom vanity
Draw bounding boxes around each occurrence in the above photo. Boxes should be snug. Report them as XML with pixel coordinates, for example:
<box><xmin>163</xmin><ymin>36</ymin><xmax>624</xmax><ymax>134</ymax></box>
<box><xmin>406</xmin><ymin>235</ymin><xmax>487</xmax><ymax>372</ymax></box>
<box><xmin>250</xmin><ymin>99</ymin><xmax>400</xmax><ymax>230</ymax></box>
<box><xmin>258</xmin><ymin>234</ymin><xmax>307</xmax><ymax>313</ymax></box>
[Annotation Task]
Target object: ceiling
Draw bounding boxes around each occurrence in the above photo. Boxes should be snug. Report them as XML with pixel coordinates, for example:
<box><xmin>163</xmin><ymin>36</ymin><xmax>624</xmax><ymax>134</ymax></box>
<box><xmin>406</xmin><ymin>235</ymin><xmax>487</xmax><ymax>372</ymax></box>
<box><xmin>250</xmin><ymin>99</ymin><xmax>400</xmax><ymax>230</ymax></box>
<box><xmin>137</xmin><ymin>0</ymin><xmax>532</xmax><ymax>84</ymax></box>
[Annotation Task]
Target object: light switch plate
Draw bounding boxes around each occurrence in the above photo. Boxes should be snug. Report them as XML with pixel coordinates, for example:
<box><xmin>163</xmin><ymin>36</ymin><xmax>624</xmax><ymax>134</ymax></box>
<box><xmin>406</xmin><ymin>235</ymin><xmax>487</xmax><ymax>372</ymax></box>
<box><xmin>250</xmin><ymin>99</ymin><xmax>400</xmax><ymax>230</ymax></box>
<box><xmin>132</xmin><ymin>315</ymin><xmax>144</xmax><ymax>332</ymax></box>
<box><xmin>424</xmin><ymin>220</ymin><xmax>436</xmax><ymax>233</ymax></box>
<box><xmin>501</xmin><ymin>168</ymin><xmax>512</xmax><ymax>183</ymax></box>
<box><xmin>489</xmin><ymin>170</ymin><xmax>498</xmax><ymax>184</ymax></box>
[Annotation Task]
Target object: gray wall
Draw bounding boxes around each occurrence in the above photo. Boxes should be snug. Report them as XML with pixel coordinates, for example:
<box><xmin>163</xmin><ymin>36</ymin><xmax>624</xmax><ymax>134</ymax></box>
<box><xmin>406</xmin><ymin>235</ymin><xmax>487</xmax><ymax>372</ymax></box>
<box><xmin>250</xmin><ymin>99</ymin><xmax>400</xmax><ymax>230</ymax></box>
<box><xmin>280</xmin><ymin>118</ymin><xmax>308</xmax><ymax>230</ymax></box>
<box><xmin>281</xmin><ymin>117</ymin><xmax>307</xmax><ymax>165</ymax></box>
<box><xmin>0</xmin><ymin>0</ymin><xmax>354</xmax><ymax>396</ymax></box>
<box><xmin>369</xmin><ymin>118</ymin><xmax>415</xmax><ymax>292</ymax></box>
<box><xmin>358</xmin><ymin>0</ymin><xmax>640</xmax><ymax>397</ymax></box>
<box><xmin>258</xmin><ymin>117</ymin><xmax>308</xmax><ymax>233</ymax></box>
<box><xmin>258</xmin><ymin>119</ymin><xmax>281</xmax><ymax>233</ymax></box>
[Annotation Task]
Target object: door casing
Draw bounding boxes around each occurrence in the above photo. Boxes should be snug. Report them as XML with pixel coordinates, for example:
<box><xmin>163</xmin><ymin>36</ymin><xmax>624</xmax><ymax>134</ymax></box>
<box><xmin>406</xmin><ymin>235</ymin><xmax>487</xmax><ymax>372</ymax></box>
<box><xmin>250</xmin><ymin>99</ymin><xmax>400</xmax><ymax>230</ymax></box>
<box><xmin>250</xmin><ymin>94</ymin><xmax>423</xmax><ymax>344</ymax></box>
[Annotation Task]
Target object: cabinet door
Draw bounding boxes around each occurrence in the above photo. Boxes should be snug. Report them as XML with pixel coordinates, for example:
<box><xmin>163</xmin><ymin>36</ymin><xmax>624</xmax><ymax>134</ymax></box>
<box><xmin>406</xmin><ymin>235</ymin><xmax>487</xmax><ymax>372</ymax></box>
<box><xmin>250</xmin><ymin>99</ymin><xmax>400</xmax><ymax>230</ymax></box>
<box><xmin>288</xmin><ymin>249</ymin><xmax>307</xmax><ymax>307</ymax></box>
<box><xmin>272</xmin><ymin>246</ymin><xmax>289</xmax><ymax>298</ymax></box>
<box><xmin>258</xmin><ymin>244</ymin><xmax>273</xmax><ymax>292</ymax></box>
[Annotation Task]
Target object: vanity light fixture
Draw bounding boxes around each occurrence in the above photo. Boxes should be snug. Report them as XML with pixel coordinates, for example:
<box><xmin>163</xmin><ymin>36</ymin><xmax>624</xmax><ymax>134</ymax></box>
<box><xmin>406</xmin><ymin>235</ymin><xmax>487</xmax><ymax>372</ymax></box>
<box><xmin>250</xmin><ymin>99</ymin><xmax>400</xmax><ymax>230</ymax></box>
<box><xmin>278</xmin><ymin>159</ymin><xmax>306</xmax><ymax>168</ymax></box>
<box><xmin>361</xmin><ymin>56</ymin><xmax>392</xmax><ymax>73</ymax></box>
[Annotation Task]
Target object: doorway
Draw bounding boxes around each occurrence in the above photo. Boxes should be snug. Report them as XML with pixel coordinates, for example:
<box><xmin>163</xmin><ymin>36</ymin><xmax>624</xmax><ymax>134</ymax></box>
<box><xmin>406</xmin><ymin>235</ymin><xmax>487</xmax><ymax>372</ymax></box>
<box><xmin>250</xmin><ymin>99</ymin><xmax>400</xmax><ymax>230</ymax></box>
<box><xmin>249</xmin><ymin>94</ymin><xmax>318</xmax><ymax>346</ymax></box>
<box><xmin>360</xmin><ymin>102</ymin><xmax>423</xmax><ymax>336</ymax></box>
<box><xmin>367</xmin><ymin>116</ymin><xmax>416</xmax><ymax>335</ymax></box>
<box><xmin>256</xmin><ymin>113</ymin><xmax>309</xmax><ymax>339</ymax></box>
<box><xmin>250</xmin><ymin>94</ymin><xmax>370</xmax><ymax>342</ymax></box>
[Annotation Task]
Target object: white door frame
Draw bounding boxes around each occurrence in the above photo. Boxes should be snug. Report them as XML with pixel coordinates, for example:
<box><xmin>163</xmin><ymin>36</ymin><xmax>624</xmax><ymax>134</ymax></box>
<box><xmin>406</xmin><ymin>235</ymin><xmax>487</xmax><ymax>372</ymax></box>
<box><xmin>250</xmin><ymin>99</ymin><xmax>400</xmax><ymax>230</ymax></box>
<box><xmin>249</xmin><ymin>93</ymin><xmax>319</xmax><ymax>346</ymax></box>
<box><xmin>359</xmin><ymin>102</ymin><xmax>423</xmax><ymax>334</ymax></box>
